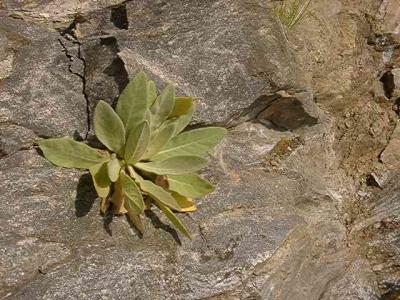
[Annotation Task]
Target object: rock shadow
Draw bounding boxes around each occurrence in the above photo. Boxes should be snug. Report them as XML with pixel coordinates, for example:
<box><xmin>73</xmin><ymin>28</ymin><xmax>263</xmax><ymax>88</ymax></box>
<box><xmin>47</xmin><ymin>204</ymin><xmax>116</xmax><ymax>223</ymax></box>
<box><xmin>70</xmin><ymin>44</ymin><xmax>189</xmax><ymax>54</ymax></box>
<box><xmin>380</xmin><ymin>71</ymin><xmax>395</xmax><ymax>98</ymax></box>
<box><xmin>125</xmin><ymin>214</ymin><xmax>144</xmax><ymax>239</ymax></box>
<box><xmin>75</xmin><ymin>173</ymin><xmax>97</xmax><ymax>217</ymax></box>
<box><xmin>256</xmin><ymin>97</ymin><xmax>319</xmax><ymax>131</ymax></box>
<box><xmin>145</xmin><ymin>210</ymin><xmax>182</xmax><ymax>245</ymax></box>
<box><xmin>110</xmin><ymin>4</ymin><xmax>129</xmax><ymax>30</ymax></box>
<box><xmin>103</xmin><ymin>211</ymin><xmax>114</xmax><ymax>236</ymax></box>
<box><xmin>100</xmin><ymin>36</ymin><xmax>129</xmax><ymax>103</ymax></box>
<box><xmin>223</xmin><ymin>93</ymin><xmax>319</xmax><ymax>131</ymax></box>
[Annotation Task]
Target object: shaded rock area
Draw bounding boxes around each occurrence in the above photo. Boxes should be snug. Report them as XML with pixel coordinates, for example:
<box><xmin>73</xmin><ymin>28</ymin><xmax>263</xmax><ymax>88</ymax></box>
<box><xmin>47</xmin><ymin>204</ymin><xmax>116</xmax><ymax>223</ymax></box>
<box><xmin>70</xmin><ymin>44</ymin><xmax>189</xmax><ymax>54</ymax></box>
<box><xmin>0</xmin><ymin>0</ymin><xmax>399</xmax><ymax>299</ymax></box>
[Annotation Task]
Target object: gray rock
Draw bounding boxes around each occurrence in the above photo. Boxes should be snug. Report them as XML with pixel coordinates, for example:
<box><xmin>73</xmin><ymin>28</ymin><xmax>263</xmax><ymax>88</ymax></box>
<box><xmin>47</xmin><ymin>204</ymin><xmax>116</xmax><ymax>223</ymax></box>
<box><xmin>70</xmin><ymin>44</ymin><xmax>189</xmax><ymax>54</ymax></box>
<box><xmin>1</xmin><ymin>0</ymin><xmax>125</xmax><ymax>28</ymax></box>
<box><xmin>255</xmin><ymin>91</ymin><xmax>319</xmax><ymax>131</ymax></box>
<box><xmin>0</xmin><ymin>16</ymin><xmax>87</xmax><ymax>152</ymax></box>
<box><xmin>73</xmin><ymin>0</ymin><xmax>305</xmax><ymax>128</ymax></box>
<box><xmin>0</xmin><ymin>124</ymin><xmax>37</xmax><ymax>157</ymax></box>
<box><xmin>0</xmin><ymin>54</ymin><xmax>13</xmax><ymax>80</ymax></box>
<box><xmin>0</xmin><ymin>32</ymin><xmax>13</xmax><ymax>79</ymax></box>
<box><xmin>321</xmin><ymin>259</ymin><xmax>380</xmax><ymax>300</ymax></box>
<box><xmin>1</xmin><ymin>0</ymin><xmax>399</xmax><ymax>299</ymax></box>
<box><xmin>0</xmin><ymin>150</ymin><xmax>82</xmax><ymax>298</ymax></box>
<box><xmin>0</xmin><ymin>119</ymin><xmax>376</xmax><ymax>299</ymax></box>
<box><xmin>377</xmin><ymin>0</ymin><xmax>400</xmax><ymax>34</ymax></box>
<box><xmin>0</xmin><ymin>34</ymin><xmax>8</xmax><ymax>61</ymax></box>
<box><xmin>380</xmin><ymin>121</ymin><xmax>400</xmax><ymax>169</ymax></box>
<box><xmin>0</xmin><ymin>124</ymin><xmax>343</xmax><ymax>299</ymax></box>
<box><xmin>392</xmin><ymin>68</ymin><xmax>400</xmax><ymax>90</ymax></box>
<box><xmin>351</xmin><ymin>172</ymin><xmax>400</xmax><ymax>298</ymax></box>
<box><xmin>118</xmin><ymin>0</ymin><xmax>305</xmax><ymax>125</ymax></box>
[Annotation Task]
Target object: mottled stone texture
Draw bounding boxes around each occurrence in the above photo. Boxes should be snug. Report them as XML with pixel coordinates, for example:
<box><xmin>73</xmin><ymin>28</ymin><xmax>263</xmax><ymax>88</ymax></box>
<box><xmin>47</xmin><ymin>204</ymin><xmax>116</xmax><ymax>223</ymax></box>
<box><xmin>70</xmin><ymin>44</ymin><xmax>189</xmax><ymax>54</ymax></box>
<box><xmin>0</xmin><ymin>15</ymin><xmax>87</xmax><ymax>157</ymax></box>
<box><xmin>0</xmin><ymin>0</ymin><xmax>399</xmax><ymax>299</ymax></box>
<box><xmin>1</xmin><ymin>0</ymin><xmax>125</xmax><ymax>27</ymax></box>
<box><xmin>350</xmin><ymin>171</ymin><xmax>400</xmax><ymax>299</ymax></box>
<box><xmin>72</xmin><ymin>0</ymin><xmax>305</xmax><ymax>128</ymax></box>
<box><xmin>118</xmin><ymin>1</ymin><xmax>308</xmax><ymax>126</ymax></box>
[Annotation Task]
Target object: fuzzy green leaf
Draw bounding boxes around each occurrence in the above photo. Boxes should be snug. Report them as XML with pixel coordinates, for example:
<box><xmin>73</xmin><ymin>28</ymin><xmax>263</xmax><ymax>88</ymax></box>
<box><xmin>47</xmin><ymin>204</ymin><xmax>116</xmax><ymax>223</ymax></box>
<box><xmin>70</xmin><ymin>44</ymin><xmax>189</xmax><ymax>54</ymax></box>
<box><xmin>171</xmin><ymin>191</ymin><xmax>197</xmax><ymax>212</ymax></box>
<box><xmin>170</xmin><ymin>97</ymin><xmax>194</xmax><ymax>118</ymax></box>
<box><xmin>166</xmin><ymin>97</ymin><xmax>195</xmax><ymax>136</ymax></box>
<box><xmin>155</xmin><ymin>199</ymin><xmax>191</xmax><ymax>239</ymax></box>
<box><xmin>150</xmin><ymin>84</ymin><xmax>175</xmax><ymax>130</ymax></box>
<box><xmin>151</xmin><ymin>127</ymin><xmax>227</xmax><ymax>161</ymax></box>
<box><xmin>89</xmin><ymin>162</ymin><xmax>111</xmax><ymax>198</ymax></box>
<box><xmin>171</xmin><ymin>104</ymin><xmax>195</xmax><ymax>136</ymax></box>
<box><xmin>124</xmin><ymin>121</ymin><xmax>150</xmax><ymax>164</ymax></box>
<box><xmin>38</xmin><ymin>137</ymin><xmax>110</xmax><ymax>169</ymax></box>
<box><xmin>147</xmin><ymin>80</ymin><xmax>157</xmax><ymax>107</ymax></box>
<box><xmin>120</xmin><ymin>171</ymin><xmax>144</xmax><ymax>214</ymax></box>
<box><xmin>135</xmin><ymin>156</ymin><xmax>207</xmax><ymax>175</ymax></box>
<box><xmin>167</xmin><ymin>174</ymin><xmax>214</xmax><ymax>198</ymax></box>
<box><xmin>116</xmin><ymin>71</ymin><xmax>148</xmax><ymax>135</ymax></box>
<box><xmin>144</xmin><ymin>110</ymin><xmax>153</xmax><ymax>132</ymax></box>
<box><xmin>107</xmin><ymin>155</ymin><xmax>122</xmax><ymax>182</ymax></box>
<box><xmin>139</xmin><ymin>180</ymin><xmax>181</xmax><ymax>211</ymax></box>
<box><xmin>142</xmin><ymin>122</ymin><xmax>176</xmax><ymax>160</ymax></box>
<box><xmin>94</xmin><ymin>100</ymin><xmax>126</xmax><ymax>155</ymax></box>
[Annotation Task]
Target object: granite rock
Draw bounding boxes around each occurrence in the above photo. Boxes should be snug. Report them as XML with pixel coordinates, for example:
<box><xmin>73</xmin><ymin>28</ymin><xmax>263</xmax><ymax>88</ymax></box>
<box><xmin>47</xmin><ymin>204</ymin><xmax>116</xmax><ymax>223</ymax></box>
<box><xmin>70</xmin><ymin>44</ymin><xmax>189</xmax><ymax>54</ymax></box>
<box><xmin>0</xmin><ymin>0</ymin><xmax>399</xmax><ymax>299</ymax></box>
<box><xmin>351</xmin><ymin>172</ymin><xmax>400</xmax><ymax>299</ymax></box>
<box><xmin>1</xmin><ymin>122</ymin><xmax>356</xmax><ymax>300</ymax></box>
<box><xmin>71</xmin><ymin>0</ymin><xmax>305</xmax><ymax>128</ymax></box>
<box><xmin>0</xmin><ymin>16</ymin><xmax>87</xmax><ymax>156</ymax></box>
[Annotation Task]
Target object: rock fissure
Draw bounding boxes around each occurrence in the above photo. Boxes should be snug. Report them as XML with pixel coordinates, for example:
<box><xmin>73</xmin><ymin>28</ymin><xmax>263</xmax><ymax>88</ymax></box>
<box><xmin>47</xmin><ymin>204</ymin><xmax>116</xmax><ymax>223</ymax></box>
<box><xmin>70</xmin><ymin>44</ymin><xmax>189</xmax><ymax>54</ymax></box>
<box><xmin>58</xmin><ymin>31</ymin><xmax>90</xmax><ymax>139</ymax></box>
<box><xmin>77</xmin><ymin>41</ymin><xmax>91</xmax><ymax>139</ymax></box>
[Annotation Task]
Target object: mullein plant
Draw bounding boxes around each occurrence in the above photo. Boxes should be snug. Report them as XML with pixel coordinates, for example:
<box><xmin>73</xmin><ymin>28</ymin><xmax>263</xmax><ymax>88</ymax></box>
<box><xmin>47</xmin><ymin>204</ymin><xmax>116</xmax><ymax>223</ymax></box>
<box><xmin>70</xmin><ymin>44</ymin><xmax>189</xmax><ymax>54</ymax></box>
<box><xmin>38</xmin><ymin>72</ymin><xmax>227</xmax><ymax>238</ymax></box>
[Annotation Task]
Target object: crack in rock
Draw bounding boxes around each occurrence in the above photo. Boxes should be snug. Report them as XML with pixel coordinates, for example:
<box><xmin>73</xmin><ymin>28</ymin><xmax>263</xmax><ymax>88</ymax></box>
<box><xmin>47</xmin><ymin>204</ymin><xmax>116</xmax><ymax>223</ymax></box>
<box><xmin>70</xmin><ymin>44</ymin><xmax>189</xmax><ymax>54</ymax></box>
<box><xmin>59</xmin><ymin>25</ymin><xmax>90</xmax><ymax>139</ymax></box>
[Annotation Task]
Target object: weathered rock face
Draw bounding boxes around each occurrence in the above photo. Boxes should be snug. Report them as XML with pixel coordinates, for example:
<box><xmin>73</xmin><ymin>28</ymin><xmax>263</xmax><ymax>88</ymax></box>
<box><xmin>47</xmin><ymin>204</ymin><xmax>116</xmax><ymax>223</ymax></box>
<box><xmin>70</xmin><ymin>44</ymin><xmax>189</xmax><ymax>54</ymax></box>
<box><xmin>0</xmin><ymin>14</ymin><xmax>87</xmax><ymax>157</ymax></box>
<box><xmin>380</xmin><ymin>121</ymin><xmax>400</xmax><ymax>169</ymax></box>
<box><xmin>69</xmin><ymin>0</ymin><xmax>306</xmax><ymax>128</ymax></box>
<box><xmin>1</xmin><ymin>0</ymin><xmax>125</xmax><ymax>27</ymax></box>
<box><xmin>0</xmin><ymin>123</ymin><xmax>372</xmax><ymax>300</ymax></box>
<box><xmin>0</xmin><ymin>0</ymin><xmax>399</xmax><ymax>299</ymax></box>
<box><xmin>351</xmin><ymin>171</ymin><xmax>400</xmax><ymax>299</ymax></box>
<box><xmin>118</xmin><ymin>1</ymin><xmax>306</xmax><ymax>126</ymax></box>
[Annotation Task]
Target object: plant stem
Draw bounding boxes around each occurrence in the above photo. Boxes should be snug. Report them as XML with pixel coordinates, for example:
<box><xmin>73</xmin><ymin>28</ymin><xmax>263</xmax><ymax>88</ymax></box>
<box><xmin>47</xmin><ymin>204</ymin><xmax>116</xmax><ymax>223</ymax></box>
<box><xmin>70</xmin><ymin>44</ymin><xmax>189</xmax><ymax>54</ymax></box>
<box><xmin>111</xmin><ymin>179</ymin><xmax>126</xmax><ymax>214</ymax></box>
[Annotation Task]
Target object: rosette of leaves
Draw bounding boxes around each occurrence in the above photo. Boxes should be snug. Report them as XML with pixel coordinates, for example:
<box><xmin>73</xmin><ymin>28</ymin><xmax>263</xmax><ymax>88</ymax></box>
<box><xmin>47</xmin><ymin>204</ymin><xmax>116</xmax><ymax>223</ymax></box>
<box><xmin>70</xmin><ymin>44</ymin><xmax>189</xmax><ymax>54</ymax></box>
<box><xmin>38</xmin><ymin>72</ymin><xmax>227</xmax><ymax>239</ymax></box>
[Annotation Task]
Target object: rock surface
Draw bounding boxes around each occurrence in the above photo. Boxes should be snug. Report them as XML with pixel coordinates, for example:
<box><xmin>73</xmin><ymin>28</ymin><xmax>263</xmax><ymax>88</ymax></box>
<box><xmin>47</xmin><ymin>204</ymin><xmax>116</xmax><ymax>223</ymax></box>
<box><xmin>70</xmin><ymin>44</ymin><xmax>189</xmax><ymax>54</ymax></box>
<box><xmin>351</xmin><ymin>171</ymin><xmax>400</xmax><ymax>298</ymax></box>
<box><xmin>72</xmin><ymin>0</ymin><xmax>306</xmax><ymax>128</ymax></box>
<box><xmin>1</xmin><ymin>0</ymin><xmax>125</xmax><ymax>27</ymax></box>
<box><xmin>0</xmin><ymin>14</ymin><xmax>87</xmax><ymax>157</ymax></box>
<box><xmin>0</xmin><ymin>0</ymin><xmax>399</xmax><ymax>299</ymax></box>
